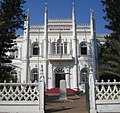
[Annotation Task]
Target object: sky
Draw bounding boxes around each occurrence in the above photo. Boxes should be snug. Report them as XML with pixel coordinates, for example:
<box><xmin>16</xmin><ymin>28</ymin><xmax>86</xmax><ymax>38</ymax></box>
<box><xmin>20</xmin><ymin>0</ymin><xmax>111</xmax><ymax>35</ymax></box>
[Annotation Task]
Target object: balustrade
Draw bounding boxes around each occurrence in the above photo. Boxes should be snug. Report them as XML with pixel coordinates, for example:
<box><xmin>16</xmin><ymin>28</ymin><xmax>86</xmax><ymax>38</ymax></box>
<box><xmin>0</xmin><ymin>82</ymin><xmax>39</xmax><ymax>102</ymax></box>
<box><xmin>95</xmin><ymin>79</ymin><xmax>120</xmax><ymax>100</ymax></box>
<box><xmin>0</xmin><ymin>80</ymin><xmax>45</xmax><ymax>113</ymax></box>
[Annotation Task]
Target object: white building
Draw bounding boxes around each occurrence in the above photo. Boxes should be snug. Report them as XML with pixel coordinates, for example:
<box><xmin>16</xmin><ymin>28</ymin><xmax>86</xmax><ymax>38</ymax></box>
<box><xmin>11</xmin><ymin>3</ymin><xmax>103</xmax><ymax>91</ymax></box>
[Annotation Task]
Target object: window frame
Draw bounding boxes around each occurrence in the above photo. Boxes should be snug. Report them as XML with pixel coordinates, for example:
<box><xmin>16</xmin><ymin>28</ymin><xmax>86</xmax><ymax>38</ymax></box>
<box><xmin>80</xmin><ymin>42</ymin><xmax>87</xmax><ymax>56</ymax></box>
<box><xmin>32</xmin><ymin>43</ymin><xmax>39</xmax><ymax>56</ymax></box>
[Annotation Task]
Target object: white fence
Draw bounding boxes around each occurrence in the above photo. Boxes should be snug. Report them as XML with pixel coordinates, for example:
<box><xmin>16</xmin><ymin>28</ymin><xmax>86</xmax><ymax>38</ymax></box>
<box><xmin>0</xmin><ymin>80</ymin><xmax>45</xmax><ymax>113</ymax></box>
<box><xmin>89</xmin><ymin>75</ymin><xmax>120</xmax><ymax>113</ymax></box>
<box><xmin>95</xmin><ymin>79</ymin><xmax>120</xmax><ymax>113</ymax></box>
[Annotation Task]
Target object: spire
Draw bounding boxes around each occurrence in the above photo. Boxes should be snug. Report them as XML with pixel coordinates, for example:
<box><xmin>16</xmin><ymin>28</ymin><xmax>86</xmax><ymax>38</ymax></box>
<box><xmin>44</xmin><ymin>3</ymin><xmax>48</xmax><ymax>21</ymax></box>
<box><xmin>24</xmin><ymin>9</ymin><xmax>30</xmax><ymax>39</ymax></box>
<box><xmin>24</xmin><ymin>9</ymin><xmax>30</xmax><ymax>82</ymax></box>
<box><xmin>45</xmin><ymin>3</ymin><xmax>48</xmax><ymax>14</ymax></box>
<box><xmin>90</xmin><ymin>9</ymin><xmax>96</xmax><ymax>39</ymax></box>
<box><xmin>72</xmin><ymin>1</ymin><xmax>76</xmax><ymax>38</ymax></box>
<box><xmin>44</xmin><ymin>3</ymin><xmax>48</xmax><ymax>39</ymax></box>
<box><xmin>72</xmin><ymin>1</ymin><xmax>75</xmax><ymax>12</ymax></box>
<box><xmin>43</xmin><ymin>3</ymin><xmax>48</xmax><ymax>58</ymax></box>
<box><xmin>72</xmin><ymin>1</ymin><xmax>75</xmax><ymax>21</ymax></box>
<box><xmin>90</xmin><ymin>9</ymin><xmax>94</xmax><ymax>21</ymax></box>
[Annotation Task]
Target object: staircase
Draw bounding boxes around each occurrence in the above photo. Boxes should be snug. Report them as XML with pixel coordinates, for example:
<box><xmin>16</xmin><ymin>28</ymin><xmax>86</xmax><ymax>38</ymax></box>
<box><xmin>46</xmin><ymin>88</ymin><xmax>78</xmax><ymax>95</ymax></box>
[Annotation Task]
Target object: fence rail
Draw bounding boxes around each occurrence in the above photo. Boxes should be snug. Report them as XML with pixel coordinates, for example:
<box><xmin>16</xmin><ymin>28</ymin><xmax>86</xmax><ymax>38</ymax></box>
<box><xmin>89</xmin><ymin>79</ymin><xmax>120</xmax><ymax>113</ymax></box>
<box><xmin>0</xmin><ymin>81</ymin><xmax>44</xmax><ymax>113</ymax></box>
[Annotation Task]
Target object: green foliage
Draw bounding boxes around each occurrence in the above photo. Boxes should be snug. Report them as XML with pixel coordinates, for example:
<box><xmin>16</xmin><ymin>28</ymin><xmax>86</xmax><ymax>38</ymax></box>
<box><xmin>102</xmin><ymin>0</ymin><xmax>120</xmax><ymax>36</ymax></box>
<box><xmin>98</xmin><ymin>0</ymin><xmax>120</xmax><ymax>80</ymax></box>
<box><xmin>0</xmin><ymin>64</ymin><xmax>14</xmax><ymax>82</ymax></box>
<box><xmin>0</xmin><ymin>0</ymin><xmax>26</xmax><ymax>82</ymax></box>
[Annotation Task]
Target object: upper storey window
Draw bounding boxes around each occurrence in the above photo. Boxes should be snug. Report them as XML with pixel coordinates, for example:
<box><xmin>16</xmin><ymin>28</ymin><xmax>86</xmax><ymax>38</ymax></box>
<box><xmin>57</xmin><ymin>43</ymin><xmax>63</xmax><ymax>54</ymax></box>
<box><xmin>80</xmin><ymin>42</ymin><xmax>87</xmax><ymax>55</ymax></box>
<box><xmin>52</xmin><ymin>42</ymin><xmax>67</xmax><ymax>54</ymax></box>
<box><xmin>33</xmin><ymin>43</ymin><xmax>39</xmax><ymax>55</ymax></box>
<box><xmin>10</xmin><ymin>47</ymin><xmax>18</xmax><ymax>59</ymax></box>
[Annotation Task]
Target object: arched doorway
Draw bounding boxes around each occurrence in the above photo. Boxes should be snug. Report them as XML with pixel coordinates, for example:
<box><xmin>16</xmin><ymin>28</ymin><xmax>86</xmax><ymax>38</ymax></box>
<box><xmin>55</xmin><ymin>68</ymin><xmax>65</xmax><ymax>88</ymax></box>
<box><xmin>30</xmin><ymin>68</ymin><xmax>39</xmax><ymax>83</ymax></box>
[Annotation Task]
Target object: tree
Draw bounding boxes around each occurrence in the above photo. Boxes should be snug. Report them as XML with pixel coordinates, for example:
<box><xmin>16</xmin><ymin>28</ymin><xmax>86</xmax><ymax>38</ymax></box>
<box><xmin>98</xmin><ymin>0</ymin><xmax>120</xmax><ymax>81</ymax></box>
<box><xmin>0</xmin><ymin>0</ymin><xmax>26</xmax><ymax>82</ymax></box>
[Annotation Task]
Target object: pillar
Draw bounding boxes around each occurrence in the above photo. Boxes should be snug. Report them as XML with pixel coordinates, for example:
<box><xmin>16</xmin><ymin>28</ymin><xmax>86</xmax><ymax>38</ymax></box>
<box><xmin>72</xmin><ymin>2</ymin><xmax>78</xmax><ymax>90</ymax></box>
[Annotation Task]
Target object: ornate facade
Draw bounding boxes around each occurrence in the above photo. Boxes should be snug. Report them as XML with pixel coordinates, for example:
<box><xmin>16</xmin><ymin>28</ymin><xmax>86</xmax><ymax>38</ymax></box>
<box><xmin>11</xmin><ymin>3</ymin><xmax>103</xmax><ymax>91</ymax></box>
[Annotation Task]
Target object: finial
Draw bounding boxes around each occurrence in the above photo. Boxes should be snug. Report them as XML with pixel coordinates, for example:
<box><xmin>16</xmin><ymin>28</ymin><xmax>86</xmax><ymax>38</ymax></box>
<box><xmin>72</xmin><ymin>0</ymin><xmax>74</xmax><ymax>6</ymax></box>
<box><xmin>27</xmin><ymin>9</ymin><xmax>30</xmax><ymax>18</ymax></box>
<box><xmin>24</xmin><ymin>9</ymin><xmax>30</xmax><ymax>21</ymax></box>
<box><xmin>45</xmin><ymin>3</ymin><xmax>48</xmax><ymax>12</ymax></box>
<box><xmin>28</xmin><ymin>9</ymin><xmax>30</xmax><ymax>13</ymax></box>
<box><xmin>45</xmin><ymin>2</ymin><xmax>47</xmax><ymax>6</ymax></box>
<box><xmin>90</xmin><ymin>9</ymin><xmax>94</xmax><ymax>18</ymax></box>
<box><xmin>72</xmin><ymin>0</ymin><xmax>75</xmax><ymax>21</ymax></box>
<box><xmin>72</xmin><ymin>1</ymin><xmax>75</xmax><ymax>11</ymax></box>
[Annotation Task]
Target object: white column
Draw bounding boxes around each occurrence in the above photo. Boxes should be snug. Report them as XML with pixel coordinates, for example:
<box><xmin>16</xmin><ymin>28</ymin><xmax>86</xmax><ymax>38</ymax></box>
<box><xmin>72</xmin><ymin>2</ymin><xmax>78</xmax><ymax>90</ymax></box>
<box><xmin>43</xmin><ymin>3</ymin><xmax>48</xmax><ymax>88</ymax></box>
<box><xmin>43</xmin><ymin>61</ymin><xmax>48</xmax><ymax>88</ymax></box>
<box><xmin>66</xmin><ymin>68</ymin><xmax>70</xmax><ymax>88</ymax></box>
<box><xmin>48</xmin><ymin>39</ymin><xmax>51</xmax><ymax>54</ymax></box>
<box><xmin>66</xmin><ymin>74</ymin><xmax>70</xmax><ymax>88</ymax></box>
<box><xmin>39</xmin><ymin>69</ymin><xmax>45</xmax><ymax>113</ymax></box>
<box><xmin>22</xmin><ymin>9</ymin><xmax>30</xmax><ymax>83</ymax></box>
<box><xmin>67</xmin><ymin>42</ymin><xmax>70</xmax><ymax>54</ymax></box>
<box><xmin>89</xmin><ymin>67</ymin><xmax>97</xmax><ymax>113</ymax></box>
<box><xmin>43</xmin><ymin>4</ymin><xmax>48</xmax><ymax>59</ymax></box>
<box><xmin>90</xmin><ymin>9</ymin><xmax>96</xmax><ymax>78</ymax></box>
<box><xmin>48</xmin><ymin>64</ymin><xmax>53</xmax><ymax>89</ymax></box>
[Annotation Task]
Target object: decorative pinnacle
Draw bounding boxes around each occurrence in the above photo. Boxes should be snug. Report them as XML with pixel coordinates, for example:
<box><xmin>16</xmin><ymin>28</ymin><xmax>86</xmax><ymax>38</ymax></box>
<box><xmin>45</xmin><ymin>3</ymin><xmax>48</xmax><ymax>12</ymax></box>
<box><xmin>45</xmin><ymin>3</ymin><xmax>47</xmax><ymax>7</ymax></box>
<box><xmin>72</xmin><ymin>1</ymin><xmax>74</xmax><ymax>6</ymax></box>
<box><xmin>27</xmin><ymin>9</ymin><xmax>30</xmax><ymax>19</ymax></box>
<box><xmin>72</xmin><ymin>1</ymin><xmax>75</xmax><ymax>13</ymax></box>
<box><xmin>90</xmin><ymin>9</ymin><xmax>94</xmax><ymax>18</ymax></box>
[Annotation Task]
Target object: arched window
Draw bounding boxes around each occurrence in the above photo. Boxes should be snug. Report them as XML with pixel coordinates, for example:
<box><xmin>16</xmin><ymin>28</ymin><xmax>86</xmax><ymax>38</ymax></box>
<box><xmin>33</xmin><ymin>43</ymin><xmax>39</xmax><ymax>55</ymax></box>
<box><xmin>10</xmin><ymin>47</ymin><xmax>18</xmax><ymax>59</ymax></box>
<box><xmin>80</xmin><ymin>42</ymin><xmax>87</xmax><ymax>55</ymax></box>
<box><xmin>52</xmin><ymin>42</ymin><xmax>67</xmax><ymax>54</ymax></box>
<box><xmin>81</xmin><ymin>69</ymin><xmax>88</xmax><ymax>83</ymax></box>
<box><xmin>31</xmin><ymin>69</ymin><xmax>38</xmax><ymax>82</ymax></box>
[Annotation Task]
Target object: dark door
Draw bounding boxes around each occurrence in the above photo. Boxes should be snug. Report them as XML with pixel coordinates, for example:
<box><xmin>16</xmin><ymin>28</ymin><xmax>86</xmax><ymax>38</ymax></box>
<box><xmin>55</xmin><ymin>74</ymin><xmax>65</xmax><ymax>88</ymax></box>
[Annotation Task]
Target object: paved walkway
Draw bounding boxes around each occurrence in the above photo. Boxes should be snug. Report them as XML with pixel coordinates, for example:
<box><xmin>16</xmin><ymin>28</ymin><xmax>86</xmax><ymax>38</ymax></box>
<box><xmin>45</xmin><ymin>94</ymin><xmax>88</xmax><ymax>113</ymax></box>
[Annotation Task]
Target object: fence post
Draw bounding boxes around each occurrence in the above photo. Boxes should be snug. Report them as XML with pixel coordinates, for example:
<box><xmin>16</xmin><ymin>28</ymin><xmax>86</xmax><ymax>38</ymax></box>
<box><xmin>89</xmin><ymin>68</ymin><xmax>97</xmax><ymax>113</ymax></box>
<box><xmin>39</xmin><ymin>77</ymin><xmax>45</xmax><ymax>113</ymax></box>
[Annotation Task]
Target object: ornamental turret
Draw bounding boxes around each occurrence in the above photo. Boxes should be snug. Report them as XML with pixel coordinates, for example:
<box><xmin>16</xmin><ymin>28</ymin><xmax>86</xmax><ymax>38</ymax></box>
<box><xmin>43</xmin><ymin>3</ymin><xmax>48</xmax><ymax>59</ymax></box>
<box><xmin>72</xmin><ymin>2</ymin><xmax>78</xmax><ymax>90</ymax></box>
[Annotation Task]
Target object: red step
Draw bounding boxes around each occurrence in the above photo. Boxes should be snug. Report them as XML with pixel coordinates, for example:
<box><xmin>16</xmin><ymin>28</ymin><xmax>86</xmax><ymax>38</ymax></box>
<box><xmin>46</xmin><ymin>88</ymin><xmax>78</xmax><ymax>95</ymax></box>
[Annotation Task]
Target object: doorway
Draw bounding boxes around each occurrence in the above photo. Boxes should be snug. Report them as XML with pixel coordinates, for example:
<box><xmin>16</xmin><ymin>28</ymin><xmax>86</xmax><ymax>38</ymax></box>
<box><xmin>55</xmin><ymin>74</ymin><xmax>65</xmax><ymax>88</ymax></box>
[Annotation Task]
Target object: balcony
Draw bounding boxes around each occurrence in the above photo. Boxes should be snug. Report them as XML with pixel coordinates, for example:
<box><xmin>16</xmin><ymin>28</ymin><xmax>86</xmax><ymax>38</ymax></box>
<box><xmin>48</xmin><ymin>54</ymin><xmax>73</xmax><ymax>60</ymax></box>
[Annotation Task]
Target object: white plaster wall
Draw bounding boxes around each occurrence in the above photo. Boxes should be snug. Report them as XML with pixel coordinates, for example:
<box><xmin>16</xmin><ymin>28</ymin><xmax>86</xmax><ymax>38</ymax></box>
<box><xmin>11</xmin><ymin>21</ymin><xmax>103</xmax><ymax>90</ymax></box>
